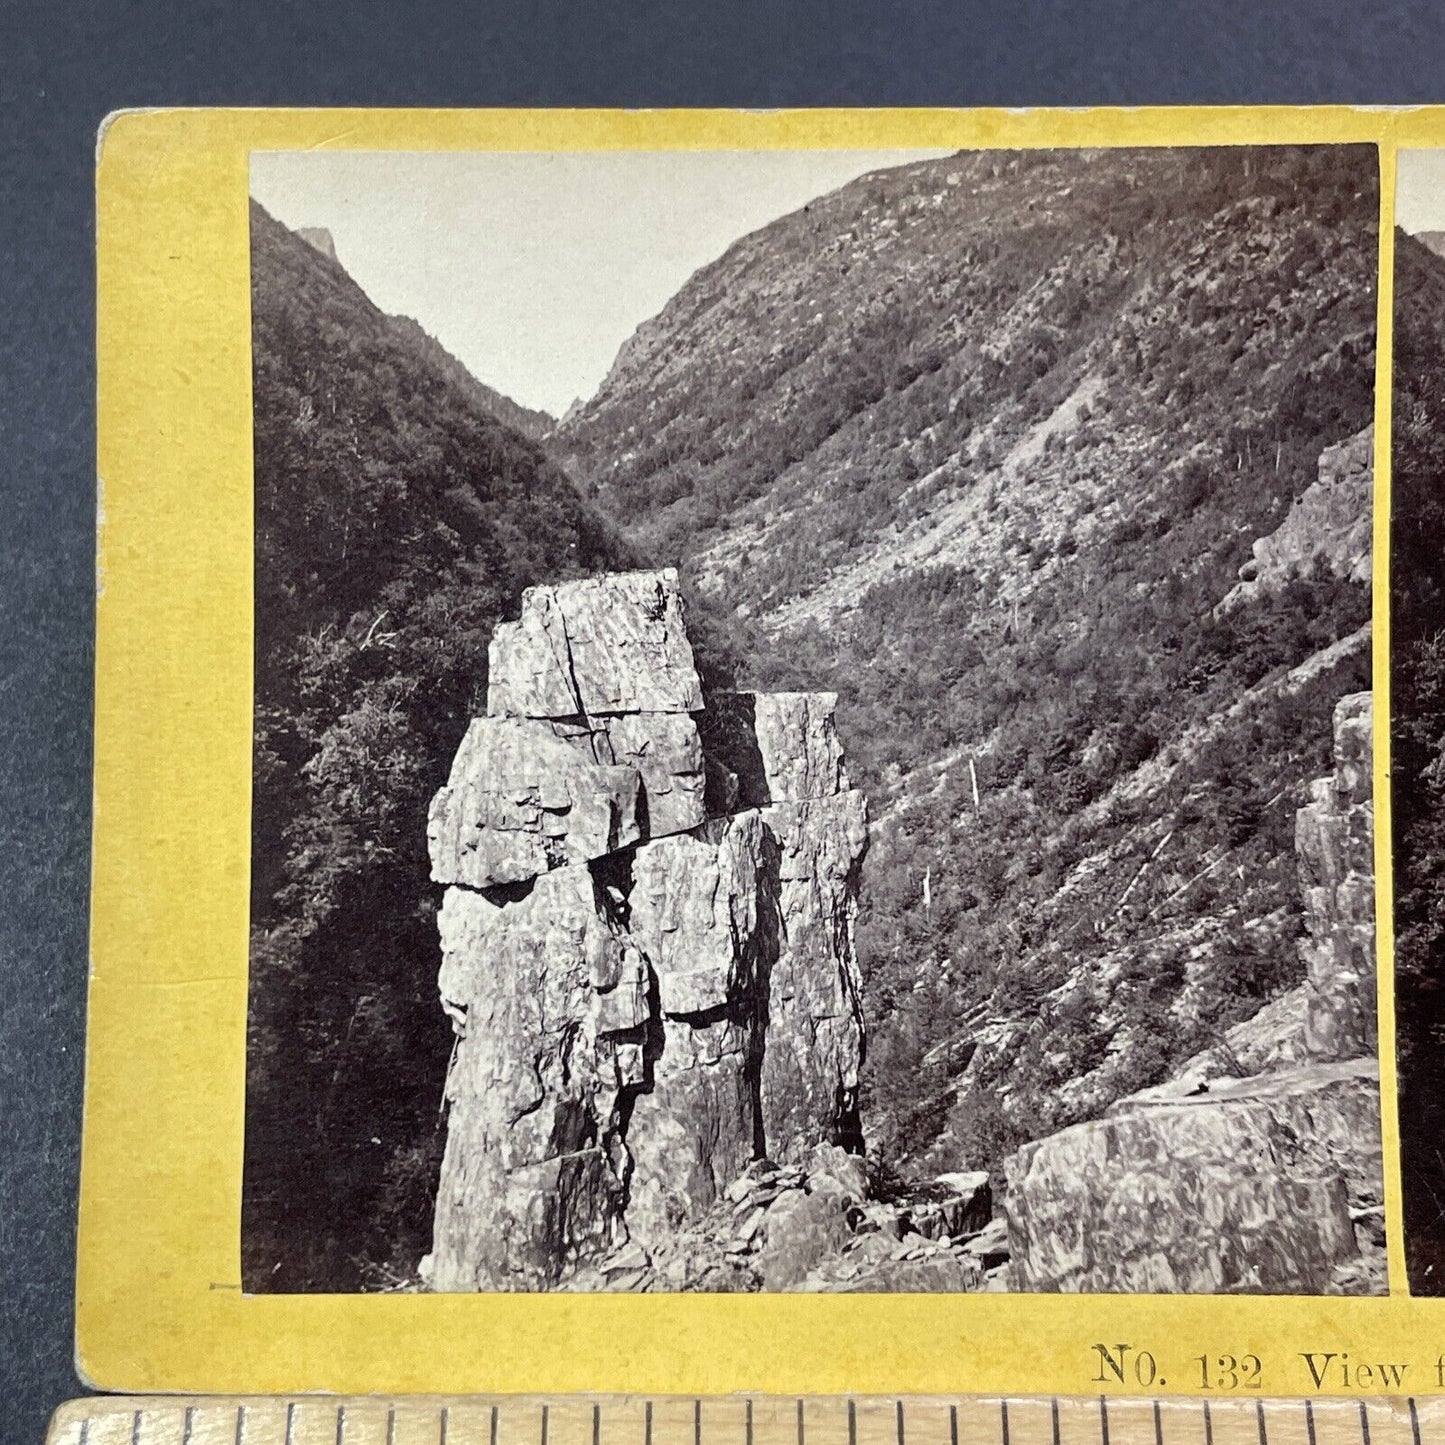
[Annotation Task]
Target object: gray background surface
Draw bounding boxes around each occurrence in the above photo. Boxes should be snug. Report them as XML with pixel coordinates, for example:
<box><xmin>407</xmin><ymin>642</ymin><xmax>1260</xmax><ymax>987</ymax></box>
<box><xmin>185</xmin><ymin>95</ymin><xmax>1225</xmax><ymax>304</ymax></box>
<box><xmin>4</xmin><ymin>2</ymin><xmax>1445</xmax><ymax>1441</ymax></box>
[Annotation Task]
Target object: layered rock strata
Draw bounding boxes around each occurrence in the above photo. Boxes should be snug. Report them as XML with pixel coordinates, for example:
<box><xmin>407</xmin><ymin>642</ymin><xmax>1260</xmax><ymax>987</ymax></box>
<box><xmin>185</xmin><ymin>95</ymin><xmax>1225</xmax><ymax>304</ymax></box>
<box><xmin>424</xmin><ymin>570</ymin><xmax>868</xmax><ymax>1291</ymax></box>
<box><xmin>1004</xmin><ymin>692</ymin><xmax>1382</xmax><ymax>1294</ymax></box>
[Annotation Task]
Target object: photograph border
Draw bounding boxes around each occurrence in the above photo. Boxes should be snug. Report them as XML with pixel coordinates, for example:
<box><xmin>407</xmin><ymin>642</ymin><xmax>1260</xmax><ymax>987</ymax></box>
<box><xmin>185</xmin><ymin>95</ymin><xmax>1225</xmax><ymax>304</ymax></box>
<box><xmin>82</xmin><ymin>104</ymin><xmax>1412</xmax><ymax>1396</ymax></box>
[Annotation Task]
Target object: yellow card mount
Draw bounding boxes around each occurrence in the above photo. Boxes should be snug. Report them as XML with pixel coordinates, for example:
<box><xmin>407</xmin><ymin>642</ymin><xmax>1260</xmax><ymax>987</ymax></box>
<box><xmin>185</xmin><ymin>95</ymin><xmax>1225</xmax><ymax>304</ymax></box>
<box><xmin>40</xmin><ymin>1397</ymin><xmax>1444</xmax><ymax>1445</ymax></box>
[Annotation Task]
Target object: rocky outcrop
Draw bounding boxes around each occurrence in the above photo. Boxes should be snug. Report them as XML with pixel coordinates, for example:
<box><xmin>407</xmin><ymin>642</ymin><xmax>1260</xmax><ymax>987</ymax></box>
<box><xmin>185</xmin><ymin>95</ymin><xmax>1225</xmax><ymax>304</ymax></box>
<box><xmin>485</xmin><ymin>571</ymin><xmax>703</xmax><ymax>719</ymax></box>
<box><xmin>427</xmin><ymin>718</ymin><xmax>643</xmax><ymax>889</ymax></box>
<box><xmin>1297</xmin><ymin>691</ymin><xmax>1375</xmax><ymax>1061</ymax></box>
<box><xmin>296</xmin><ymin>226</ymin><xmax>338</xmax><ymax>263</ymax></box>
<box><xmin>1004</xmin><ymin>693</ymin><xmax>1382</xmax><ymax>1294</ymax></box>
<box><xmin>424</xmin><ymin>570</ymin><xmax>869</xmax><ymax>1291</ymax></box>
<box><xmin>1008</xmin><ymin>1060</ymin><xmax>1378</xmax><ymax>1294</ymax></box>
<box><xmin>1221</xmin><ymin>426</ymin><xmax>1372</xmax><ymax>612</ymax></box>
<box><xmin>540</xmin><ymin>1143</ymin><xmax>1001</xmax><ymax>1294</ymax></box>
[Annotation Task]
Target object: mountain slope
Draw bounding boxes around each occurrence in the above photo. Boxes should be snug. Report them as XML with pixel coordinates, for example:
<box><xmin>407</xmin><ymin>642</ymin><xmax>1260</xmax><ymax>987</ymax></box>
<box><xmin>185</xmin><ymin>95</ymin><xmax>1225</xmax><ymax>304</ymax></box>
<box><xmin>387</xmin><ymin>314</ymin><xmax>555</xmax><ymax>441</ymax></box>
<box><xmin>559</xmin><ymin>147</ymin><xmax>1378</xmax><ymax>1182</ymax></box>
<box><xmin>243</xmin><ymin>201</ymin><xmax>634</xmax><ymax>1291</ymax></box>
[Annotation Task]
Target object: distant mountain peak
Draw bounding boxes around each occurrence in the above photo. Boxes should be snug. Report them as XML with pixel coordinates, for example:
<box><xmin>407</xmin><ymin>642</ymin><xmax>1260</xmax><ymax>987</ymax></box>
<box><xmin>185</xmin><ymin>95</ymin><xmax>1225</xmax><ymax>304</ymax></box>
<box><xmin>1414</xmin><ymin>228</ymin><xmax>1445</xmax><ymax>260</ymax></box>
<box><xmin>295</xmin><ymin>226</ymin><xmax>338</xmax><ymax>264</ymax></box>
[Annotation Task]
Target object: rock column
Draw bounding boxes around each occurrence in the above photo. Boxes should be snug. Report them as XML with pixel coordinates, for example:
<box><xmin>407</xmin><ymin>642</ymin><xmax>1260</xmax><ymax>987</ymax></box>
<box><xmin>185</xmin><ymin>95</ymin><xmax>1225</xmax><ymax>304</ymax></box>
<box><xmin>1297</xmin><ymin>691</ymin><xmax>1376</xmax><ymax>1061</ymax></box>
<box><xmin>423</xmin><ymin>570</ymin><xmax>868</xmax><ymax>1291</ymax></box>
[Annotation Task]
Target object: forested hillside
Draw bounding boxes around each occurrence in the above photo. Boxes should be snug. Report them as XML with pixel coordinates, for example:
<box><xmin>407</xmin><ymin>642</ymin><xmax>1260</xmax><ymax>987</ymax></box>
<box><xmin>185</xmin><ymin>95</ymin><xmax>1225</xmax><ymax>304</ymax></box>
<box><xmin>1390</xmin><ymin>227</ymin><xmax>1445</xmax><ymax>1293</ymax></box>
<box><xmin>560</xmin><ymin>147</ymin><xmax>1379</xmax><ymax>1183</ymax></box>
<box><xmin>243</xmin><ymin>202</ymin><xmax>634</xmax><ymax>1291</ymax></box>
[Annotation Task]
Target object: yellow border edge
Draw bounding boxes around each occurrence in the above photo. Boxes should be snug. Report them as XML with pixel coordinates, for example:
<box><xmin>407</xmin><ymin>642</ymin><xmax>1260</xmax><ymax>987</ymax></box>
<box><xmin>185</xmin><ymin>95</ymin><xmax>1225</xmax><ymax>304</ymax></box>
<box><xmin>80</xmin><ymin>104</ymin><xmax>1438</xmax><ymax>1399</ymax></box>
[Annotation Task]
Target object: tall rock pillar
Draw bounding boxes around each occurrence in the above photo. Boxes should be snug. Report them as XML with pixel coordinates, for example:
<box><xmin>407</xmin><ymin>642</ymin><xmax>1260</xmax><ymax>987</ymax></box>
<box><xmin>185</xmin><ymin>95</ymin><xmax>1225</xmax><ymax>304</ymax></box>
<box><xmin>423</xmin><ymin>570</ymin><xmax>868</xmax><ymax>1291</ymax></box>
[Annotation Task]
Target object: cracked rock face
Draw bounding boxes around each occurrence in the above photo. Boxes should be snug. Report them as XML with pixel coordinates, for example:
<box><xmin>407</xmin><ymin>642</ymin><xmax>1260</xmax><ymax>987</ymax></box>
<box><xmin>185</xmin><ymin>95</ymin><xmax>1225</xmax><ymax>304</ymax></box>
<box><xmin>486</xmin><ymin>568</ymin><xmax>704</xmax><ymax>718</ymax></box>
<box><xmin>1006</xmin><ymin>1061</ymin><xmax>1373</xmax><ymax>1294</ymax></box>
<box><xmin>427</xmin><ymin>717</ymin><xmax>643</xmax><ymax>889</ymax></box>
<box><xmin>424</xmin><ymin>570</ymin><xmax>869</xmax><ymax>1292</ymax></box>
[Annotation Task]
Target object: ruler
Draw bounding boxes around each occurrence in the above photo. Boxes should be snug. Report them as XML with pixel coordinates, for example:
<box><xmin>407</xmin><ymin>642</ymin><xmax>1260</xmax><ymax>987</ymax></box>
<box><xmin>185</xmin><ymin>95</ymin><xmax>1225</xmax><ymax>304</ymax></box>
<box><xmin>42</xmin><ymin>1397</ymin><xmax>1445</xmax><ymax>1445</ymax></box>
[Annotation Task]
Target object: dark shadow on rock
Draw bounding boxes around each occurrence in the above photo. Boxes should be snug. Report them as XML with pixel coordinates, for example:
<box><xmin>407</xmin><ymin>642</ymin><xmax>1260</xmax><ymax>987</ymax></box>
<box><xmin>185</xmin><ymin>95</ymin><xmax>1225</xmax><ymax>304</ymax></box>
<box><xmin>698</xmin><ymin>689</ymin><xmax>771</xmax><ymax>813</ymax></box>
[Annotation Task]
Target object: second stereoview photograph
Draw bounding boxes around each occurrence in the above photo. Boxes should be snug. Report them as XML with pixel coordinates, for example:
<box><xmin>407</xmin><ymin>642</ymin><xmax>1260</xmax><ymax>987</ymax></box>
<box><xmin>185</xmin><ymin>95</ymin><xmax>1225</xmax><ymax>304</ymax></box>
<box><xmin>240</xmin><ymin>143</ymin><xmax>1383</xmax><ymax>1296</ymax></box>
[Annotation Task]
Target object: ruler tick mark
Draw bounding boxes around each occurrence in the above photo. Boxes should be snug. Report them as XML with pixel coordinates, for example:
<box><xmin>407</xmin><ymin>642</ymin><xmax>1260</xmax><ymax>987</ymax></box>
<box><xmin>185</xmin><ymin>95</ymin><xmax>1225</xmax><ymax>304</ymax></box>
<box><xmin>797</xmin><ymin>1399</ymin><xmax>805</xmax><ymax>1445</ymax></box>
<box><xmin>1100</xmin><ymin>1396</ymin><xmax>1111</xmax><ymax>1445</ymax></box>
<box><xmin>694</xmin><ymin>1399</ymin><xmax>701</xmax><ymax>1445</ymax></box>
<box><xmin>1153</xmin><ymin>1401</ymin><xmax>1163</xmax><ymax>1445</ymax></box>
<box><xmin>131</xmin><ymin>1410</ymin><xmax>142</xmax><ymax>1445</ymax></box>
<box><xmin>543</xmin><ymin>1404</ymin><xmax>550</xmax><ymax>1445</ymax></box>
<box><xmin>239</xmin><ymin>1404</ymin><xmax>249</xmax><ymax>1445</ymax></box>
<box><xmin>388</xmin><ymin>1407</ymin><xmax>397</xmax><ymax>1445</ymax></box>
<box><xmin>849</xmin><ymin>1401</ymin><xmax>857</xmax><ymax>1445</ymax></box>
<box><xmin>1358</xmin><ymin>1402</ymin><xmax>1370</xmax><ymax>1445</ymax></box>
<box><xmin>1001</xmin><ymin>1401</ymin><xmax>1010</xmax><ymax>1445</ymax></box>
<box><xmin>1256</xmin><ymin>1400</ymin><xmax>1268</xmax><ymax>1445</ymax></box>
<box><xmin>1202</xmin><ymin>1401</ymin><xmax>1212</xmax><ymax>1445</ymax></box>
<box><xmin>1051</xmin><ymin>1400</ymin><xmax>1061</xmax><ymax>1445</ymax></box>
<box><xmin>647</xmin><ymin>1400</ymin><xmax>654</xmax><ymax>1445</ymax></box>
<box><xmin>1305</xmin><ymin>1401</ymin><xmax>1316</xmax><ymax>1445</ymax></box>
<box><xmin>951</xmin><ymin>1404</ymin><xmax>959</xmax><ymax>1445</ymax></box>
<box><xmin>491</xmin><ymin>1405</ymin><xmax>499</xmax><ymax>1445</ymax></box>
<box><xmin>442</xmin><ymin>1405</ymin><xmax>451</xmax><ymax>1445</ymax></box>
<box><xmin>1410</xmin><ymin>1400</ymin><xmax>1422</xmax><ymax>1445</ymax></box>
<box><xmin>747</xmin><ymin>1401</ymin><xmax>754</xmax><ymax>1445</ymax></box>
<box><xmin>286</xmin><ymin>1403</ymin><xmax>297</xmax><ymax>1445</ymax></box>
<box><xmin>594</xmin><ymin>1403</ymin><xmax>602</xmax><ymax>1445</ymax></box>
<box><xmin>897</xmin><ymin>1400</ymin><xmax>906</xmax><ymax>1445</ymax></box>
<box><xmin>336</xmin><ymin>1404</ymin><xmax>346</xmax><ymax>1445</ymax></box>
<box><xmin>182</xmin><ymin>1408</ymin><xmax>195</xmax><ymax>1445</ymax></box>
<box><xmin>78</xmin><ymin>1423</ymin><xmax>89</xmax><ymax>1445</ymax></box>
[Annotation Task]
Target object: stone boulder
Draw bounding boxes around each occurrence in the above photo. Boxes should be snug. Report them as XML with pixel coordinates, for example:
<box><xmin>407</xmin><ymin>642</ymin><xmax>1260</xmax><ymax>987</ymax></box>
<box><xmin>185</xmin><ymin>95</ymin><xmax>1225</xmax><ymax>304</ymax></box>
<box><xmin>754</xmin><ymin>1174</ymin><xmax>855</xmax><ymax>1289</ymax></box>
<box><xmin>427</xmin><ymin>717</ymin><xmax>642</xmax><ymax>889</ymax></box>
<box><xmin>486</xmin><ymin>569</ymin><xmax>702</xmax><ymax>719</ymax></box>
<box><xmin>1006</xmin><ymin>1059</ymin><xmax>1381</xmax><ymax>1294</ymax></box>
<box><xmin>911</xmin><ymin>1171</ymin><xmax>992</xmax><ymax>1240</ymax></box>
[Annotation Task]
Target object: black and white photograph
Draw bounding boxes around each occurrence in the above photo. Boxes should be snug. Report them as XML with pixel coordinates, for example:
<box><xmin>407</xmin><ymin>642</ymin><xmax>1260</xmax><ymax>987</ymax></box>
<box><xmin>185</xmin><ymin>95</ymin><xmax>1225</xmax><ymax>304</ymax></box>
<box><xmin>242</xmin><ymin>144</ymin><xmax>1384</xmax><ymax>1296</ymax></box>
<box><xmin>1386</xmin><ymin>149</ymin><xmax>1445</xmax><ymax>1296</ymax></box>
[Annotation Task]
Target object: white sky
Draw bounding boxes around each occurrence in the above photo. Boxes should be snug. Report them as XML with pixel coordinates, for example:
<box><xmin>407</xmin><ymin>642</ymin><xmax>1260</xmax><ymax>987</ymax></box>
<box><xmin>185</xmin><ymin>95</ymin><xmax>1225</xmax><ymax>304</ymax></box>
<box><xmin>251</xmin><ymin>149</ymin><xmax>951</xmax><ymax>417</ymax></box>
<box><xmin>1397</xmin><ymin>150</ymin><xmax>1445</xmax><ymax>235</ymax></box>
